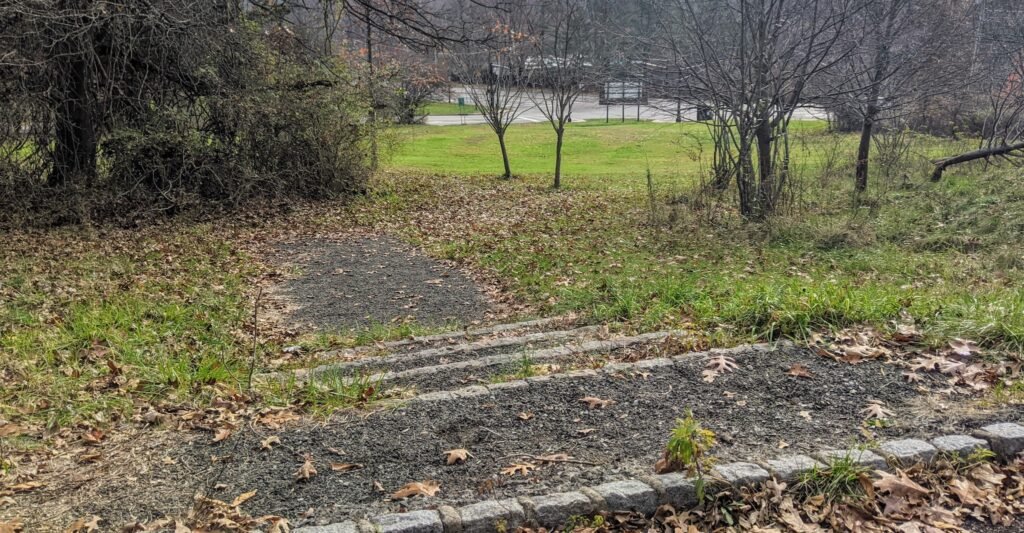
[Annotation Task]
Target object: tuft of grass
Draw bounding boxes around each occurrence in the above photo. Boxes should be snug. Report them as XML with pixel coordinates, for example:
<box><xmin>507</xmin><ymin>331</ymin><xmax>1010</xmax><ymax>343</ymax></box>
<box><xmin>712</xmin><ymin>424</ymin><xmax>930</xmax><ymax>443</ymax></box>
<box><xmin>296</xmin><ymin>371</ymin><xmax>385</xmax><ymax>414</ymax></box>
<box><xmin>795</xmin><ymin>455</ymin><xmax>872</xmax><ymax>503</ymax></box>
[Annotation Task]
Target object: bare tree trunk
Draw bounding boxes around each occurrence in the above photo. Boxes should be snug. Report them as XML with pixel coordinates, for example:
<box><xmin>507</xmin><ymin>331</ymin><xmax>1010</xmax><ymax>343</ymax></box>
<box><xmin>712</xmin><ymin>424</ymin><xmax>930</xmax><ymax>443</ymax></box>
<box><xmin>498</xmin><ymin>130</ymin><xmax>512</xmax><ymax>179</ymax></box>
<box><xmin>755</xmin><ymin>121</ymin><xmax>774</xmax><ymax>216</ymax></box>
<box><xmin>737</xmin><ymin>141</ymin><xmax>755</xmax><ymax>217</ymax></box>
<box><xmin>931</xmin><ymin>142</ymin><xmax>1024</xmax><ymax>182</ymax></box>
<box><xmin>553</xmin><ymin>126</ymin><xmax>564</xmax><ymax>189</ymax></box>
<box><xmin>50</xmin><ymin>4</ymin><xmax>96</xmax><ymax>188</ymax></box>
<box><xmin>854</xmin><ymin>107</ymin><xmax>876</xmax><ymax>192</ymax></box>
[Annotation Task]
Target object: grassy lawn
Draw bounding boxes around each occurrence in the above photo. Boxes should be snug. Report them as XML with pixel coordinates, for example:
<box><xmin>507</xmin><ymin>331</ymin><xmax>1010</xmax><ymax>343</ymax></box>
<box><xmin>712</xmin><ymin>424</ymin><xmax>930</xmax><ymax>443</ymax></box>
<box><xmin>2</xmin><ymin>119</ymin><xmax>1022</xmax><ymax>439</ymax></box>
<box><xmin>382</xmin><ymin>121</ymin><xmax>1023</xmax><ymax>349</ymax></box>
<box><xmin>388</xmin><ymin>120</ymin><xmax>965</xmax><ymax>189</ymax></box>
<box><xmin>419</xmin><ymin>101</ymin><xmax>478</xmax><ymax>116</ymax></box>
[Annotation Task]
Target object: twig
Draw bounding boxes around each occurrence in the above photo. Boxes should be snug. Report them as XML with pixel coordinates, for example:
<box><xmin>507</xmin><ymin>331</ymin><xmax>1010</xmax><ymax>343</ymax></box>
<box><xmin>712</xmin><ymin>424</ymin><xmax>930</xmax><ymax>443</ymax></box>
<box><xmin>504</xmin><ymin>453</ymin><xmax>603</xmax><ymax>467</ymax></box>
<box><xmin>246</xmin><ymin>288</ymin><xmax>263</xmax><ymax>394</ymax></box>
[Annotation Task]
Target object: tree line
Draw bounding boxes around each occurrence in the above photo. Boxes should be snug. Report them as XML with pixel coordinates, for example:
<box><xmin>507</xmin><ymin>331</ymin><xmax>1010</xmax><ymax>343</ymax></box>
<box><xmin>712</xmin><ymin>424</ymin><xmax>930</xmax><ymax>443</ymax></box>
<box><xmin>2</xmin><ymin>0</ymin><xmax>1024</xmax><ymax>226</ymax></box>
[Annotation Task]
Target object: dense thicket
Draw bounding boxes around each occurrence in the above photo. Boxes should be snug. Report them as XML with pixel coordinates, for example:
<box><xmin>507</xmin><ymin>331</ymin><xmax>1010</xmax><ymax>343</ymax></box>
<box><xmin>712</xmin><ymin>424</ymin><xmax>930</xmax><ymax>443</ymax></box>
<box><xmin>0</xmin><ymin>1</ymin><xmax>370</xmax><ymax>227</ymax></box>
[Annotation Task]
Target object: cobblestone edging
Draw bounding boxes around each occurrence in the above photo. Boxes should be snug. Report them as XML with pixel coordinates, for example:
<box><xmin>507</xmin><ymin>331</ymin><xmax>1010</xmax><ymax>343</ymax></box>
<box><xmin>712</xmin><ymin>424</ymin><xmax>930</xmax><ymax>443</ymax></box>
<box><xmin>301</xmin><ymin>325</ymin><xmax>607</xmax><ymax>381</ymax></box>
<box><xmin>399</xmin><ymin>341</ymin><xmax>775</xmax><ymax>404</ymax></box>
<box><xmin>292</xmin><ymin>421</ymin><xmax>1024</xmax><ymax>531</ymax></box>
<box><xmin>256</xmin><ymin>315</ymin><xmax>577</xmax><ymax>382</ymax></box>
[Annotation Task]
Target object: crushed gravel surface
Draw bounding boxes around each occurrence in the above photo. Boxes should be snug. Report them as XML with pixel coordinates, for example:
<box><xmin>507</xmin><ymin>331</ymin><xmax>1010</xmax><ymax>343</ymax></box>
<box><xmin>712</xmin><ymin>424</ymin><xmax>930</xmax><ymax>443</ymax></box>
<box><xmin>45</xmin><ymin>344</ymin><xmax>1022</xmax><ymax>529</ymax></box>
<box><xmin>269</xmin><ymin>236</ymin><xmax>490</xmax><ymax>331</ymax></box>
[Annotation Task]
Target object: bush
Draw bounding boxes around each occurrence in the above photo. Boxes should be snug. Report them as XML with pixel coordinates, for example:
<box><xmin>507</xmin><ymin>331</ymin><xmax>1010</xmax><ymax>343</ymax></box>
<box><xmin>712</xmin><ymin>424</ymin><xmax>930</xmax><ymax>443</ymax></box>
<box><xmin>0</xmin><ymin>6</ymin><xmax>371</xmax><ymax>228</ymax></box>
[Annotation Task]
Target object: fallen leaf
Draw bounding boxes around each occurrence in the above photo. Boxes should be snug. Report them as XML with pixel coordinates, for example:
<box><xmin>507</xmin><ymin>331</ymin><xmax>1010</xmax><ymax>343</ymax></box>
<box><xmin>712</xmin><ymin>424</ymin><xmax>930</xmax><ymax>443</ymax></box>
<box><xmin>65</xmin><ymin>515</ymin><xmax>101</xmax><ymax>533</ymax></box>
<box><xmin>0</xmin><ymin>520</ymin><xmax>23</xmax><ymax>533</ymax></box>
<box><xmin>861</xmin><ymin>400</ymin><xmax>894</xmax><ymax>420</ymax></box>
<box><xmin>81</xmin><ymin>429</ymin><xmax>104</xmax><ymax>445</ymax></box>
<box><xmin>294</xmin><ymin>454</ymin><xmax>317</xmax><ymax>481</ymax></box>
<box><xmin>392</xmin><ymin>480</ymin><xmax>440</xmax><ymax>499</ymax></box>
<box><xmin>501</xmin><ymin>463</ymin><xmax>537</xmax><ymax>476</ymax></box>
<box><xmin>0</xmin><ymin>424</ymin><xmax>23</xmax><ymax>438</ymax></box>
<box><xmin>535</xmin><ymin>453</ymin><xmax>571</xmax><ymax>464</ymax></box>
<box><xmin>786</xmin><ymin>363</ymin><xmax>813</xmax><ymax>379</ymax></box>
<box><xmin>579</xmin><ymin>396</ymin><xmax>615</xmax><ymax>409</ymax></box>
<box><xmin>702</xmin><ymin>355</ymin><xmax>739</xmax><ymax>383</ymax></box>
<box><xmin>9</xmin><ymin>482</ymin><xmax>43</xmax><ymax>493</ymax></box>
<box><xmin>873</xmin><ymin>470</ymin><xmax>929</xmax><ymax>499</ymax></box>
<box><xmin>230</xmin><ymin>490</ymin><xmax>257</xmax><ymax>508</ymax></box>
<box><xmin>948</xmin><ymin>338</ymin><xmax>979</xmax><ymax>357</ymax></box>
<box><xmin>213</xmin><ymin>428</ymin><xmax>232</xmax><ymax>443</ymax></box>
<box><xmin>577</xmin><ymin>428</ymin><xmax>596</xmax><ymax>435</ymax></box>
<box><xmin>798</xmin><ymin>411</ymin><xmax>813</xmax><ymax>422</ymax></box>
<box><xmin>260</xmin><ymin>436</ymin><xmax>281</xmax><ymax>451</ymax></box>
<box><xmin>443</xmin><ymin>449</ymin><xmax>469</xmax><ymax>465</ymax></box>
<box><xmin>330</xmin><ymin>462</ymin><xmax>364</xmax><ymax>473</ymax></box>
<box><xmin>517</xmin><ymin>412</ymin><xmax>534</xmax><ymax>421</ymax></box>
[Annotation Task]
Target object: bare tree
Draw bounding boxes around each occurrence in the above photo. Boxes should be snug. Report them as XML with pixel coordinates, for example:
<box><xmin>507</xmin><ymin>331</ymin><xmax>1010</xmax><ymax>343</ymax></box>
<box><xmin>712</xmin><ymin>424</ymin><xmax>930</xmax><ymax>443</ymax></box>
<box><xmin>649</xmin><ymin>0</ymin><xmax>859</xmax><ymax>218</ymax></box>
<box><xmin>827</xmin><ymin>0</ymin><xmax>971</xmax><ymax>192</ymax></box>
<box><xmin>451</xmin><ymin>17</ymin><xmax>531</xmax><ymax>179</ymax></box>
<box><xmin>930</xmin><ymin>1</ymin><xmax>1024</xmax><ymax>181</ymax></box>
<box><xmin>526</xmin><ymin>0</ymin><xmax>593</xmax><ymax>189</ymax></box>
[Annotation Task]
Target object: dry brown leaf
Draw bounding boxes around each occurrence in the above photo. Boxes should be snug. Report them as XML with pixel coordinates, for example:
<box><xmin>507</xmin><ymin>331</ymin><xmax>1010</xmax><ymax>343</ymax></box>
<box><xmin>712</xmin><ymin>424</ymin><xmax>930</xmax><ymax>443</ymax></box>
<box><xmin>391</xmin><ymin>480</ymin><xmax>440</xmax><ymax>499</ymax></box>
<box><xmin>0</xmin><ymin>521</ymin><xmax>23</xmax><ymax>533</ymax></box>
<box><xmin>9</xmin><ymin>482</ymin><xmax>43</xmax><ymax>493</ymax></box>
<box><xmin>443</xmin><ymin>449</ymin><xmax>469</xmax><ymax>465</ymax></box>
<box><xmin>535</xmin><ymin>453</ymin><xmax>571</xmax><ymax>464</ymax></box>
<box><xmin>517</xmin><ymin>412</ymin><xmax>534</xmax><ymax>421</ymax></box>
<box><xmin>860</xmin><ymin>400</ymin><xmax>894</xmax><ymax>420</ymax></box>
<box><xmin>81</xmin><ymin>429</ymin><xmax>104</xmax><ymax>445</ymax></box>
<box><xmin>786</xmin><ymin>363</ymin><xmax>813</xmax><ymax>379</ymax></box>
<box><xmin>579</xmin><ymin>396</ymin><xmax>615</xmax><ymax>409</ymax></box>
<box><xmin>65</xmin><ymin>515</ymin><xmax>101</xmax><ymax>533</ymax></box>
<box><xmin>0</xmin><ymin>424</ymin><xmax>23</xmax><ymax>438</ymax></box>
<box><xmin>294</xmin><ymin>454</ymin><xmax>317</xmax><ymax>481</ymax></box>
<box><xmin>330</xmin><ymin>462</ymin><xmax>364</xmax><ymax>473</ymax></box>
<box><xmin>948</xmin><ymin>338</ymin><xmax>979</xmax><ymax>357</ymax></box>
<box><xmin>702</xmin><ymin>355</ymin><xmax>739</xmax><ymax>383</ymax></box>
<box><xmin>230</xmin><ymin>490</ymin><xmax>257</xmax><ymax>508</ymax></box>
<box><xmin>501</xmin><ymin>462</ymin><xmax>537</xmax><ymax>476</ymax></box>
<box><xmin>873</xmin><ymin>470</ymin><xmax>929</xmax><ymax>499</ymax></box>
<box><xmin>260</xmin><ymin>435</ymin><xmax>281</xmax><ymax>451</ymax></box>
<box><xmin>213</xmin><ymin>428</ymin><xmax>232</xmax><ymax>443</ymax></box>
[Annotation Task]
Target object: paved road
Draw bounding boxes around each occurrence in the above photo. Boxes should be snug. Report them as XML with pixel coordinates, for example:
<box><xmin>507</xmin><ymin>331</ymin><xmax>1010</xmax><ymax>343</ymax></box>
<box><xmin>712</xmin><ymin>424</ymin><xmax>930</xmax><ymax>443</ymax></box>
<box><xmin>425</xmin><ymin>86</ymin><xmax>828</xmax><ymax>126</ymax></box>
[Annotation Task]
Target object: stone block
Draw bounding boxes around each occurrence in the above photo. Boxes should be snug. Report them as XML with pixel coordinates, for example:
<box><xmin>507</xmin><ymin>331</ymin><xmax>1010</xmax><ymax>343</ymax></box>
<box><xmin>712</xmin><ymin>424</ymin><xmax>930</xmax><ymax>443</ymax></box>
<box><xmin>372</xmin><ymin>511</ymin><xmax>443</xmax><ymax>533</ymax></box>
<box><xmin>591</xmin><ymin>480</ymin><xmax>658</xmax><ymax>516</ymax></box>
<box><xmin>878</xmin><ymin>439</ymin><xmax>938</xmax><ymax>465</ymax></box>
<box><xmin>814</xmin><ymin>449</ymin><xmax>889</xmax><ymax>471</ymax></box>
<box><xmin>760</xmin><ymin>455</ymin><xmax>823</xmax><ymax>482</ymax></box>
<box><xmin>974</xmin><ymin>423</ymin><xmax>1024</xmax><ymax>461</ymax></box>
<box><xmin>713</xmin><ymin>462</ymin><xmax>770</xmax><ymax>487</ymax></box>
<box><xmin>459</xmin><ymin>499</ymin><xmax>525</xmax><ymax>533</ymax></box>
<box><xmin>654</xmin><ymin>473</ymin><xmax>699</xmax><ymax>509</ymax></box>
<box><xmin>931</xmin><ymin>435</ymin><xmax>990</xmax><ymax>456</ymax></box>
<box><xmin>294</xmin><ymin>522</ymin><xmax>360</xmax><ymax>533</ymax></box>
<box><xmin>524</xmin><ymin>491</ymin><xmax>595</xmax><ymax>528</ymax></box>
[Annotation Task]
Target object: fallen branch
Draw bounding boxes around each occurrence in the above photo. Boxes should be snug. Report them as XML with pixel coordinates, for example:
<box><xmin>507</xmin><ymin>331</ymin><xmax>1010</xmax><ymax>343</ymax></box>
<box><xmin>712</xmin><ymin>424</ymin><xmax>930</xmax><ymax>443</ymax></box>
<box><xmin>931</xmin><ymin>141</ymin><xmax>1024</xmax><ymax>181</ymax></box>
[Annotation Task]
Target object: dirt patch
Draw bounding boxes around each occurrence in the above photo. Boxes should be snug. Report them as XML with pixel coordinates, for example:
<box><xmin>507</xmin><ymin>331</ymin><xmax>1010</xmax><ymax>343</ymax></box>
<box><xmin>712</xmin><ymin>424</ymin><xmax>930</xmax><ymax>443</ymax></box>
<box><xmin>13</xmin><ymin>345</ymin><xmax>1020</xmax><ymax>530</ymax></box>
<box><xmin>267</xmin><ymin>235</ymin><xmax>492</xmax><ymax>331</ymax></box>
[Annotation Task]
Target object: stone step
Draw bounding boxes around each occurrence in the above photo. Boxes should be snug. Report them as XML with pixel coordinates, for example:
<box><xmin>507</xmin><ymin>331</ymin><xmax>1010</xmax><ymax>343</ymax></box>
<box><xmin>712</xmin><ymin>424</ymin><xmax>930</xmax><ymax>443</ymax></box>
<box><xmin>311</xmin><ymin>330</ymin><xmax>685</xmax><ymax>395</ymax></box>
<box><xmin>261</xmin><ymin>315</ymin><xmax>583</xmax><ymax>381</ymax></box>
<box><xmin>294</xmin><ymin>325</ymin><xmax>610</xmax><ymax>383</ymax></box>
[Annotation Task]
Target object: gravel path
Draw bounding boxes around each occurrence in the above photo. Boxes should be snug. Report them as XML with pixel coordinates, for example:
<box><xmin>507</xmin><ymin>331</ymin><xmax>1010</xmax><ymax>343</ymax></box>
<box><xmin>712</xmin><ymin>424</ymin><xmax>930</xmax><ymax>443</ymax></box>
<box><xmin>57</xmin><ymin>344</ymin><xmax>1021</xmax><ymax>528</ymax></box>
<box><xmin>269</xmin><ymin>236</ymin><xmax>490</xmax><ymax>330</ymax></box>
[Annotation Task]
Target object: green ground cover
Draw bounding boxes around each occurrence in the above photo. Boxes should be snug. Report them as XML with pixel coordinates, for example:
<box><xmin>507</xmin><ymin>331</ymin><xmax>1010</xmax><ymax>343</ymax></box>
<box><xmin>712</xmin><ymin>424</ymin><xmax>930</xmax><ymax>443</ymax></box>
<box><xmin>420</xmin><ymin>101</ymin><xmax>479</xmax><ymax>116</ymax></box>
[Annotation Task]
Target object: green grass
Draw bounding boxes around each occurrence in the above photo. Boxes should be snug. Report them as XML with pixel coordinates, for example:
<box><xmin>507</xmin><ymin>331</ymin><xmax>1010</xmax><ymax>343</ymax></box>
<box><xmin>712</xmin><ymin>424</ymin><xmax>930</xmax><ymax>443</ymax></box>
<box><xmin>377</xmin><ymin>121</ymin><xmax>1024</xmax><ymax>352</ymax></box>
<box><xmin>795</xmin><ymin>455</ymin><xmax>872</xmax><ymax>503</ymax></box>
<box><xmin>388</xmin><ymin>120</ymin><xmax>963</xmax><ymax>186</ymax></box>
<box><xmin>420</xmin><ymin>101</ymin><xmax>478</xmax><ymax>116</ymax></box>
